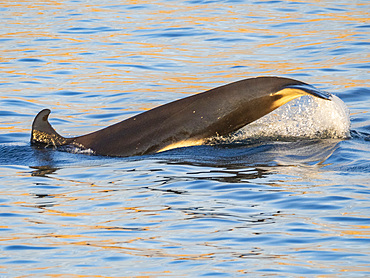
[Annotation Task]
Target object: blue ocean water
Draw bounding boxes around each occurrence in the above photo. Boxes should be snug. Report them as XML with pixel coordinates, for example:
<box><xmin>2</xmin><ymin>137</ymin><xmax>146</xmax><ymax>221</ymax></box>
<box><xmin>0</xmin><ymin>0</ymin><xmax>369</xmax><ymax>277</ymax></box>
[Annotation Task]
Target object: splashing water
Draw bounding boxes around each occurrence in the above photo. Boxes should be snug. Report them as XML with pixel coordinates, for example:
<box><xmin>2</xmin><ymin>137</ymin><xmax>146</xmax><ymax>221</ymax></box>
<box><xmin>230</xmin><ymin>94</ymin><xmax>350</xmax><ymax>142</ymax></box>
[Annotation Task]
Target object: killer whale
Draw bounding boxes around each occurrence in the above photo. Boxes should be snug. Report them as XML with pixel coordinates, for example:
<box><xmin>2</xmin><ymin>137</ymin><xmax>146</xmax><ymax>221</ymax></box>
<box><xmin>31</xmin><ymin>76</ymin><xmax>332</xmax><ymax>157</ymax></box>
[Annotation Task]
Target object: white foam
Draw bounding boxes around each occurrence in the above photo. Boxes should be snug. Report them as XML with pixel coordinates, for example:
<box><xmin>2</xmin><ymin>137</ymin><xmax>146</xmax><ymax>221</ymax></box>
<box><xmin>228</xmin><ymin>94</ymin><xmax>350</xmax><ymax>142</ymax></box>
<box><xmin>63</xmin><ymin>145</ymin><xmax>95</xmax><ymax>155</ymax></box>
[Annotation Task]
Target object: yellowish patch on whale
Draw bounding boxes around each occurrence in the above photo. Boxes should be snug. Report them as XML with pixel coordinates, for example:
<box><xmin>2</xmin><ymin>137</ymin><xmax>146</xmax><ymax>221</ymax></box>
<box><xmin>157</xmin><ymin>139</ymin><xmax>205</xmax><ymax>153</ymax></box>
<box><xmin>270</xmin><ymin>88</ymin><xmax>313</xmax><ymax>110</ymax></box>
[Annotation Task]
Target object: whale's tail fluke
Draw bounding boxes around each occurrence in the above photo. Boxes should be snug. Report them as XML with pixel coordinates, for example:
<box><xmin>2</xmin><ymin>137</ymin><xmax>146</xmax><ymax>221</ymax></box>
<box><xmin>31</xmin><ymin>109</ymin><xmax>72</xmax><ymax>147</ymax></box>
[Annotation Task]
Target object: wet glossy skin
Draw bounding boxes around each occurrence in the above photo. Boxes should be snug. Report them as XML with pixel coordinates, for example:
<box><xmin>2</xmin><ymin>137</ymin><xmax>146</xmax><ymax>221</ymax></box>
<box><xmin>31</xmin><ymin>76</ymin><xmax>331</xmax><ymax>157</ymax></box>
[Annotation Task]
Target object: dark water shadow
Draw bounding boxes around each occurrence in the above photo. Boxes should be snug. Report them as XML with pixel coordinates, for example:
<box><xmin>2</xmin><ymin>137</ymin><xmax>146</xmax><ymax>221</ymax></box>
<box><xmin>0</xmin><ymin>135</ymin><xmax>358</xmax><ymax>179</ymax></box>
<box><xmin>154</xmin><ymin>138</ymin><xmax>342</xmax><ymax>168</ymax></box>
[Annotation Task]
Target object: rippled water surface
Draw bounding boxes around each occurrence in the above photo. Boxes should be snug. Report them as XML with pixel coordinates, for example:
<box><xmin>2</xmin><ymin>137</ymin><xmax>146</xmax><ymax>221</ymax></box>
<box><xmin>1</xmin><ymin>1</ymin><xmax>369</xmax><ymax>277</ymax></box>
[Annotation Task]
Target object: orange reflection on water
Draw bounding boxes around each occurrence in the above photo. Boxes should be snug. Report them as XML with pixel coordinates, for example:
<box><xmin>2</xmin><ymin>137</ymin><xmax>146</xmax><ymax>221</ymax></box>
<box><xmin>0</xmin><ymin>2</ymin><xmax>369</xmax><ymax>276</ymax></box>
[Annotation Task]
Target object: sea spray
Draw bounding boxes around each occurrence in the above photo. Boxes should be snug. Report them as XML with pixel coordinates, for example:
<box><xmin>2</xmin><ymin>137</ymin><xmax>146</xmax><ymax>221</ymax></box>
<box><xmin>224</xmin><ymin>94</ymin><xmax>350</xmax><ymax>143</ymax></box>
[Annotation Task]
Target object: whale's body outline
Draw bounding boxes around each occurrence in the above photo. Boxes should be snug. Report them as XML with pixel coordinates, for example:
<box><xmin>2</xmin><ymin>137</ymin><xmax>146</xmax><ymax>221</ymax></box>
<box><xmin>31</xmin><ymin>76</ymin><xmax>332</xmax><ymax>157</ymax></box>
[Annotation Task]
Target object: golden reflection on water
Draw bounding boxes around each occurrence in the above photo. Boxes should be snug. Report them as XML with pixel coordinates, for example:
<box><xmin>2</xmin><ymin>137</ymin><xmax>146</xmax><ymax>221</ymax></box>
<box><xmin>1</xmin><ymin>1</ymin><xmax>369</xmax><ymax>276</ymax></box>
<box><xmin>1</xmin><ymin>1</ymin><xmax>368</xmax><ymax>97</ymax></box>
<box><xmin>3</xmin><ymin>170</ymin><xmax>370</xmax><ymax>276</ymax></box>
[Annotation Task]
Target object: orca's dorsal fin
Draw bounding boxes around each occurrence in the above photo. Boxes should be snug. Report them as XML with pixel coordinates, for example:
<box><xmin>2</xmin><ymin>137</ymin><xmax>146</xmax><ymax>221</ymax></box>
<box><xmin>31</xmin><ymin>109</ymin><xmax>70</xmax><ymax>147</ymax></box>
